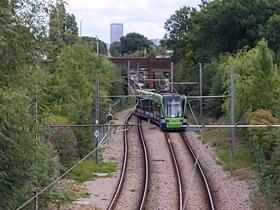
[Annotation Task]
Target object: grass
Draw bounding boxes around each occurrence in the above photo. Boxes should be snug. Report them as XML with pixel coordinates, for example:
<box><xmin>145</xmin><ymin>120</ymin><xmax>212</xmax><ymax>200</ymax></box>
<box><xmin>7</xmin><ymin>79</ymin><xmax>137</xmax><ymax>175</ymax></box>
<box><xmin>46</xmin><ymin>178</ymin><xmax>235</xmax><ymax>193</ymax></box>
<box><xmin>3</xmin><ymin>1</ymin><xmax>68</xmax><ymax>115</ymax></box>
<box><xmin>202</xmin><ymin>128</ymin><xmax>231</xmax><ymax>148</ymax></box>
<box><xmin>203</xmin><ymin>129</ymin><xmax>256</xmax><ymax>180</ymax></box>
<box><xmin>216</xmin><ymin>145</ymin><xmax>256</xmax><ymax>179</ymax></box>
<box><xmin>48</xmin><ymin>181</ymin><xmax>91</xmax><ymax>205</ymax></box>
<box><xmin>48</xmin><ymin>190</ymin><xmax>75</xmax><ymax>204</ymax></box>
<box><xmin>68</xmin><ymin>160</ymin><xmax>117</xmax><ymax>182</ymax></box>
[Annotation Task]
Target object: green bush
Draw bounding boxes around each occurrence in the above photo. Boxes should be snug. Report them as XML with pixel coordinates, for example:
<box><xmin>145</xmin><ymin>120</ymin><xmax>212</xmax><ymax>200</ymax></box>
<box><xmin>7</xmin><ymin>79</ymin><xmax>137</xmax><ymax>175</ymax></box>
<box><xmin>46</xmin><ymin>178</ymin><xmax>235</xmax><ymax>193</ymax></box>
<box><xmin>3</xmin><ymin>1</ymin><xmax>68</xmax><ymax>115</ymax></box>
<box><xmin>247</xmin><ymin>109</ymin><xmax>279</xmax><ymax>163</ymax></box>
<box><xmin>0</xmin><ymin>89</ymin><xmax>54</xmax><ymax>209</ymax></box>
<box><xmin>247</xmin><ymin>109</ymin><xmax>280</xmax><ymax>207</ymax></box>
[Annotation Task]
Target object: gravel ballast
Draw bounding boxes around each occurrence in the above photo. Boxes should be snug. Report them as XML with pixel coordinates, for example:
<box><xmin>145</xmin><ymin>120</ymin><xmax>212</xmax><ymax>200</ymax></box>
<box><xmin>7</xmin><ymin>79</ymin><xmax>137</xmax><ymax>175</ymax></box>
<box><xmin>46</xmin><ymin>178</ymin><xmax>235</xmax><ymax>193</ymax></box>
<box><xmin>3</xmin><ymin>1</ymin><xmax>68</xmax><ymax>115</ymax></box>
<box><xmin>141</xmin><ymin>121</ymin><xmax>179</xmax><ymax>210</ymax></box>
<box><xmin>113</xmin><ymin>116</ymin><xmax>145</xmax><ymax>209</ymax></box>
<box><xmin>185</xmin><ymin>131</ymin><xmax>253</xmax><ymax>210</ymax></box>
<box><xmin>168</xmin><ymin>132</ymin><xmax>209</xmax><ymax>210</ymax></box>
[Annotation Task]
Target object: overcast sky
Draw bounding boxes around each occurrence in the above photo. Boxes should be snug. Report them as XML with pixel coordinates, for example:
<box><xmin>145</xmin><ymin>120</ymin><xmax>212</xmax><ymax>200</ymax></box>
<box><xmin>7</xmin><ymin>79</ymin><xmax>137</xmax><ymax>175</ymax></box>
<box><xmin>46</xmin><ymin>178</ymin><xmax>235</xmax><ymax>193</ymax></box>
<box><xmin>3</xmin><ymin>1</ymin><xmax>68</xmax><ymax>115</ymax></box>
<box><xmin>66</xmin><ymin>0</ymin><xmax>201</xmax><ymax>43</ymax></box>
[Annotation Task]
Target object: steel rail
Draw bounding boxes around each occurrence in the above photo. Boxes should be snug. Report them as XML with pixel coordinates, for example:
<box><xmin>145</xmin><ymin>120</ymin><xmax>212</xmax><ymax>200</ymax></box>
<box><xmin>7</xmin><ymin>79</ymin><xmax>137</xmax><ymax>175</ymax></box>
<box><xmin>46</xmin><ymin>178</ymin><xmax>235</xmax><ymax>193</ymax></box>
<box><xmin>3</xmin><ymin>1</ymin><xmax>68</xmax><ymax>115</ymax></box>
<box><xmin>180</xmin><ymin>132</ymin><xmax>215</xmax><ymax>210</ymax></box>
<box><xmin>138</xmin><ymin>119</ymin><xmax>149</xmax><ymax>209</ymax></box>
<box><xmin>165</xmin><ymin>132</ymin><xmax>184</xmax><ymax>210</ymax></box>
<box><xmin>107</xmin><ymin>111</ymin><xmax>133</xmax><ymax>210</ymax></box>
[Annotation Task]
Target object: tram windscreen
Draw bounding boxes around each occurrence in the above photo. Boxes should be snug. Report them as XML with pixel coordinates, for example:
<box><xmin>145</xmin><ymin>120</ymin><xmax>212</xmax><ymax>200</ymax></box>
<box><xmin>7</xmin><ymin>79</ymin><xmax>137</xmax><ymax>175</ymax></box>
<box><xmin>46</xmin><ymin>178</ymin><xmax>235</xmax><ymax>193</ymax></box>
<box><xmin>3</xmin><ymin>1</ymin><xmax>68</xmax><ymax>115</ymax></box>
<box><xmin>163</xmin><ymin>96</ymin><xmax>183</xmax><ymax>118</ymax></box>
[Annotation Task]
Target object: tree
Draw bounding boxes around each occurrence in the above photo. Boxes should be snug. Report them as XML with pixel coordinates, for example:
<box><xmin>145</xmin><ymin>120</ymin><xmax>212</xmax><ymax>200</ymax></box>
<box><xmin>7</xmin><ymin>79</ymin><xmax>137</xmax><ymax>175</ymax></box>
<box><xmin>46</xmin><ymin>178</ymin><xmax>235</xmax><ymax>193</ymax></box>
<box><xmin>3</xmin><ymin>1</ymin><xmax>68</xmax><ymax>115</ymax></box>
<box><xmin>120</xmin><ymin>32</ymin><xmax>152</xmax><ymax>55</ymax></box>
<box><xmin>162</xmin><ymin>6</ymin><xmax>195</xmax><ymax>61</ymax></box>
<box><xmin>163</xmin><ymin>0</ymin><xmax>280</xmax><ymax>63</ymax></box>
<box><xmin>48</xmin><ymin>41</ymin><xmax>123</xmax><ymax>155</ymax></box>
<box><xmin>48</xmin><ymin>1</ymin><xmax>78</xmax><ymax>58</ymax></box>
<box><xmin>0</xmin><ymin>89</ymin><xmax>53</xmax><ymax>209</ymax></box>
<box><xmin>109</xmin><ymin>41</ymin><xmax>122</xmax><ymax>57</ymax></box>
<box><xmin>219</xmin><ymin>40</ymin><xmax>280</xmax><ymax>120</ymax></box>
<box><xmin>260</xmin><ymin>15</ymin><xmax>280</xmax><ymax>62</ymax></box>
<box><xmin>81</xmin><ymin>36</ymin><xmax>108</xmax><ymax>55</ymax></box>
<box><xmin>0</xmin><ymin>0</ymin><xmax>51</xmax><ymax>87</ymax></box>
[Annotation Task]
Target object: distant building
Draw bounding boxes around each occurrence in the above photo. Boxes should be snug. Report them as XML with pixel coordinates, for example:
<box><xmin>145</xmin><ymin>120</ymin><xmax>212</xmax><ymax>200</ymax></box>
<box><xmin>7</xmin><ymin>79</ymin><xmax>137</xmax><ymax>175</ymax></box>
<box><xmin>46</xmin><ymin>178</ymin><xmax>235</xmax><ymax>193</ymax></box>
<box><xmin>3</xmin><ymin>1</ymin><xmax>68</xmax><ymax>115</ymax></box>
<box><xmin>110</xmin><ymin>23</ymin><xmax>123</xmax><ymax>44</ymax></box>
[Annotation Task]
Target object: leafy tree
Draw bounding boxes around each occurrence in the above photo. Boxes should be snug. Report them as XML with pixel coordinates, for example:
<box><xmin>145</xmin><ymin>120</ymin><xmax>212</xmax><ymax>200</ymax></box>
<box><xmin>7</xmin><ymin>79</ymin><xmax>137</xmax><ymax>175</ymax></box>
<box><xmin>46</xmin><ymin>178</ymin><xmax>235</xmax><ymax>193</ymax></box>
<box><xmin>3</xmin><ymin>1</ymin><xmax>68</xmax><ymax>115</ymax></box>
<box><xmin>162</xmin><ymin>6</ymin><xmax>195</xmax><ymax>61</ymax></box>
<box><xmin>109</xmin><ymin>41</ymin><xmax>122</xmax><ymax>57</ymax></box>
<box><xmin>120</xmin><ymin>32</ymin><xmax>152</xmax><ymax>55</ymax></box>
<box><xmin>260</xmin><ymin>14</ymin><xmax>280</xmax><ymax>62</ymax></box>
<box><xmin>48</xmin><ymin>41</ymin><xmax>123</xmax><ymax>155</ymax></box>
<box><xmin>164</xmin><ymin>0</ymin><xmax>280</xmax><ymax>62</ymax></box>
<box><xmin>48</xmin><ymin>1</ymin><xmax>78</xmax><ymax>58</ymax></box>
<box><xmin>222</xmin><ymin>40</ymin><xmax>280</xmax><ymax>120</ymax></box>
<box><xmin>81</xmin><ymin>36</ymin><xmax>108</xmax><ymax>55</ymax></box>
<box><xmin>0</xmin><ymin>0</ymin><xmax>51</xmax><ymax>87</ymax></box>
<box><xmin>203</xmin><ymin>54</ymin><xmax>230</xmax><ymax>118</ymax></box>
<box><xmin>0</xmin><ymin>89</ymin><xmax>53</xmax><ymax>209</ymax></box>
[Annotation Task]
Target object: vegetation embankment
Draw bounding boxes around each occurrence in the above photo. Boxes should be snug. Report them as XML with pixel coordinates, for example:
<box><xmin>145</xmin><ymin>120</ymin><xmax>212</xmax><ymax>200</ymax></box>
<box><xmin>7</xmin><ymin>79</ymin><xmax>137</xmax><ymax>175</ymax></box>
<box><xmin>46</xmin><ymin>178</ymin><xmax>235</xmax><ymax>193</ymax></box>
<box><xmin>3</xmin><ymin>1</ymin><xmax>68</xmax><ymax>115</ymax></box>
<box><xmin>163</xmin><ymin>1</ymin><xmax>280</xmax><ymax>208</ymax></box>
<box><xmin>0</xmin><ymin>0</ymin><xmax>123</xmax><ymax>209</ymax></box>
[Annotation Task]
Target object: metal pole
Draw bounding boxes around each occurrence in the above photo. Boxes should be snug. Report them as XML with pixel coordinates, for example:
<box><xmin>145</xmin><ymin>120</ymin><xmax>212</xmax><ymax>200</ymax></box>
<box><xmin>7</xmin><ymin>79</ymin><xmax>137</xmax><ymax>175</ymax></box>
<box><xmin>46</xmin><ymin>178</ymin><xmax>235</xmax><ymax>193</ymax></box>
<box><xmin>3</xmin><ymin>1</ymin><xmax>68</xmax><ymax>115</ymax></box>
<box><xmin>199</xmin><ymin>63</ymin><xmax>203</xmax><ymax>119</ymax></box>
<box><xmin>96</xmin><ymin>35</ymin><xmax>99</xmax><ymax>55</ymax></box>
<box><xmin>79</xmin><ymin>19</ymin><xmax>84</xmax><ymax>37</ymax></box>
<box><xmin>35</xmin><ymin>93</ymin><xmax>38</xmax><ymax>210</ymax></box>
<box><xmin>95</xmin><ymin>75</ymin><xmax>100</xmax><ymax>163</ymax></box>
<box><xmin>171</xmin><ymin>62</ymin><xmax>174</xmax><ymax>92</ymax></box>
<box><xmin>127</xmin><ymin>61</ymin><xmax>130</xmax><ymax>95</ymax></box>
<box><xmin>137</xmin><ymin>62</ymin><xmax>140</xmax><ymax>82</ymax></box>
<box><xmin>31</xmin><ymin>91</ymin><xmax>38</xmax><ymax>210</ymax></box>
<box><xmin>230</xmin><ymin>66</ymin><xmax>236</xmax><ymax>159</ymax></box>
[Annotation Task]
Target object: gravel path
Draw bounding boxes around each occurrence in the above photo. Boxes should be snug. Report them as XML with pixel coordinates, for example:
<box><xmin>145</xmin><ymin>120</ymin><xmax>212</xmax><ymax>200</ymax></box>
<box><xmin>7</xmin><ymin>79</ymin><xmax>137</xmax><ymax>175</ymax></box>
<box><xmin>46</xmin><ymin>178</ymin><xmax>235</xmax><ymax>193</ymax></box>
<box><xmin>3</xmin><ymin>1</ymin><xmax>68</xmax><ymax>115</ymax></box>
<box><xmin>114</xmin><ymin>116</ymin><xmax>145</xmax><ymax>209</ymax></box>
<box><xmin>168</xmin><ymin>132</ymin><xmax>209</xmax><ymax>210</ymax></box>
<box><xmin>74</xmin><ymin>109</ymin><xmax>130</xmax><ymax>209</ymax></box>
<box><xmin>141</xmin><ymin>121</ymin><xmax>178</xmax><ymax>210</ymax></box>
<box><xmin>185</xmin><ymin>131</ymin><xmax>253</xmax><ymax>210</ymax></box>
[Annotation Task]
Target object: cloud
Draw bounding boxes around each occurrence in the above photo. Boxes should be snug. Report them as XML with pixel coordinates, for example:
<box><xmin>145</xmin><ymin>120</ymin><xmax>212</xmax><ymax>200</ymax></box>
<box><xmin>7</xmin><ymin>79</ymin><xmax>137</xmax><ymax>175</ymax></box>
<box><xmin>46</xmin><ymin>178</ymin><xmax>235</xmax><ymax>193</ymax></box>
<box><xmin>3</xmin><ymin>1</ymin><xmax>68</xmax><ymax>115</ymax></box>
<box><xmin>66</xmin><ymin>0</ymin><xmax>201</xmax><ymax>43</ymax></box>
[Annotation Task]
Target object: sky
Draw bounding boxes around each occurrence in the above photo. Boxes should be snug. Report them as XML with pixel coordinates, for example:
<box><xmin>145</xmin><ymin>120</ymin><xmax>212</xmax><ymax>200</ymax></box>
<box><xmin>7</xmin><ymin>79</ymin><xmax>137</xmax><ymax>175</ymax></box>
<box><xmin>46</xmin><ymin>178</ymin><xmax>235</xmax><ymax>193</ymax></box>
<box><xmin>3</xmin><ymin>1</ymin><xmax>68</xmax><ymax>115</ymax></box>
<box><xmin>66</xmin><ymin>0</ymin><xmax>201</xmax><ymax>43</ymax></box>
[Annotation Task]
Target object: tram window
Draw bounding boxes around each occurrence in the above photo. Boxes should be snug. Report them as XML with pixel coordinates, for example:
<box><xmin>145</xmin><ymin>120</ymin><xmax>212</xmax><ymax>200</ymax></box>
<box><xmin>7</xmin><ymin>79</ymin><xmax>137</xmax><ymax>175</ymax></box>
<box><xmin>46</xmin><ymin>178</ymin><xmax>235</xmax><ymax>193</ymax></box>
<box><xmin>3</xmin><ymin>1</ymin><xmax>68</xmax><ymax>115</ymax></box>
<box><xmin>164</xmin><ymin>96</ymin><xmax>183</xmax><ymax>118</ymax></box>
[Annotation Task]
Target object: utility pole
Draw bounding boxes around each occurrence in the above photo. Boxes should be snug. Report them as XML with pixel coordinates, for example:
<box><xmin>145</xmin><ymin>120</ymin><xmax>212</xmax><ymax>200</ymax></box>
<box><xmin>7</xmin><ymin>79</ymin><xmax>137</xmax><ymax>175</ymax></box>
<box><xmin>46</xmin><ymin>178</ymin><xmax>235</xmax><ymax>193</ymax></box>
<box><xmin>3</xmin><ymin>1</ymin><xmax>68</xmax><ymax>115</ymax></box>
<box><xmin>127</xmin><ymin>61</ymin><xmax>130</xmax><ymax>95</ymax></box>
<box><xmin>96</xmin><ymin>35</ymin><xmax>99</xmax><ymax>55</ymax></box>
<box><xmin>31</xmin><ymin>90</ymin><xmax>38</xmax><ymax>210</ymax></box>
<box><xmin>170</xmin><ymin>62</ymin><xmax>174</xmax><ymax>92</ymax></box>
<box><xmin>95</xmin><ymin>75</ymin><xmax>100</xmax><ymax>163</ymax></box>
<box><xmin>79</xmin><ymin>19</ymin><xmax>84</xmax><ymax>37</ymax></box>
<box><xmin>35</xmin><ymin>92</ymin><xmax>38</xmax><ymax>210</ymax></box>
<box><xmin>199</xmin><ymin>63</ymin><xmax>203</xmax><ymax>119</ymax></box>
<box><xmin>230</xmin><ymin>66</ymin><xmax>236</xmax><ymax>159</ymax></box>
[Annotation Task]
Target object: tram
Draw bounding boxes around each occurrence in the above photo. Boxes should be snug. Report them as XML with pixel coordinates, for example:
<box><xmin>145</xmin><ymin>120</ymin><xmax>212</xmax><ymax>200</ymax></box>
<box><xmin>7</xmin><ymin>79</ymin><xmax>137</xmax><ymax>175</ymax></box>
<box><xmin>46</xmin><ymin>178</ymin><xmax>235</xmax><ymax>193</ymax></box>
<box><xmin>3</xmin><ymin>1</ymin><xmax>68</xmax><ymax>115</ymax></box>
<box><xmin>134</xmin><ymin>89</ymin><xmax>187</xmax><ymax>130</ymax></box>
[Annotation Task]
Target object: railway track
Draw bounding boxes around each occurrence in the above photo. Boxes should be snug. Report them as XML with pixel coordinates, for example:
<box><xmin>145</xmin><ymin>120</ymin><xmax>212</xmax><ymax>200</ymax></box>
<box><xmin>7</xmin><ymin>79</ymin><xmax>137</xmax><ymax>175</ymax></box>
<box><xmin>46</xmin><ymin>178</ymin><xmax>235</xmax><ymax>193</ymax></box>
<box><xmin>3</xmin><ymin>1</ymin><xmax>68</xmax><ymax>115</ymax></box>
<box><xmin>107</xmin><ymin>112</ymin><xmax>149</xmax><ymax>210</ymax></box>
<box><xmin>138</xmin><ymin>119</ymin><xmax>149</xmax><ymax>209</ymax></box>
<box><xmin>166</xmin><ymin>131</ymin><xmax>215</xmax><ymax>210</ymax></box>
<box><xmin>164</xmin><ymin>132</ymin><xmax>184</xmax><ymax>210</ymax></box>
<box><xmin>108</xmin><ymin>109</ymin><xmax>214</xmax><ymax>209</ymax></box>
<box><xmin>180</xmin><ymin>132</ymin><xmax>215</xmax><ymax>210</ymax></box>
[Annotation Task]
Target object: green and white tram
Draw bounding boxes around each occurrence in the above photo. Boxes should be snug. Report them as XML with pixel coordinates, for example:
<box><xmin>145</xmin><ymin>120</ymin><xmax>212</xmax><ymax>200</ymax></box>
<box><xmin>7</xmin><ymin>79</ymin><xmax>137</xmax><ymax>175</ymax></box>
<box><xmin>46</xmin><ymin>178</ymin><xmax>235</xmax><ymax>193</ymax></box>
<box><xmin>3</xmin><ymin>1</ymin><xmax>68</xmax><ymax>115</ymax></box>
<box><xmin>134</xmin><ymin>89</ymin><xmax>188</xmax><ymax>130</ymax></box>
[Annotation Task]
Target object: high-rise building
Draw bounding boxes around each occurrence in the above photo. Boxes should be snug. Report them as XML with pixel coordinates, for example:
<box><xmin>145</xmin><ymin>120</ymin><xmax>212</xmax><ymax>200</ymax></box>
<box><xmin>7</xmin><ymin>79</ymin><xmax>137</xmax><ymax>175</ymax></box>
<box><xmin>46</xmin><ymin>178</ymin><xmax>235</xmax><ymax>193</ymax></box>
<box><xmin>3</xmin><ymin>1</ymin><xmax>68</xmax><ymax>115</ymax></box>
<box><xmin>110</xmin><ymin>23</ymin><xmax>123</xmax><ymax>44</ymax></box>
